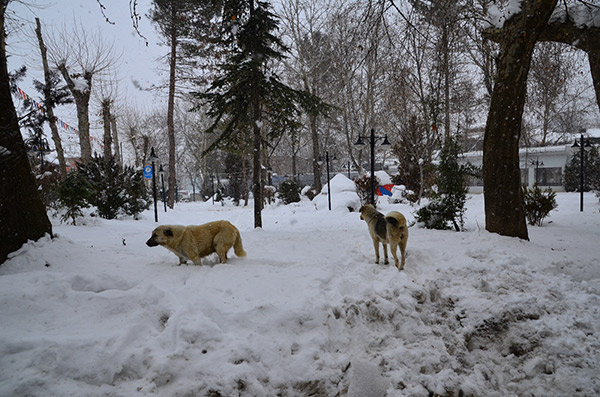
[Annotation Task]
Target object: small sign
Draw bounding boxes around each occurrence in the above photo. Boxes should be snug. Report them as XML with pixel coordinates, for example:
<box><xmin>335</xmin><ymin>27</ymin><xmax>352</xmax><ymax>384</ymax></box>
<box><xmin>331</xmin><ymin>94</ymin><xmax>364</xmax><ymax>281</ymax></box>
<box><xmin>143</xmin><ymin>164</ymin><xmax>153</xmax><ymax>179</ymax></box>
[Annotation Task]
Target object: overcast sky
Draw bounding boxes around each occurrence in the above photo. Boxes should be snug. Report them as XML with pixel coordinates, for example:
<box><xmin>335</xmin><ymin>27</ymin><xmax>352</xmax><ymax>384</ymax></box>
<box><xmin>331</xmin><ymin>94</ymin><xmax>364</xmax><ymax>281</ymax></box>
<box><xmin>6</xmin><ymin>0</ymin><xmax>166</xmax><ymax>153</ymax></box>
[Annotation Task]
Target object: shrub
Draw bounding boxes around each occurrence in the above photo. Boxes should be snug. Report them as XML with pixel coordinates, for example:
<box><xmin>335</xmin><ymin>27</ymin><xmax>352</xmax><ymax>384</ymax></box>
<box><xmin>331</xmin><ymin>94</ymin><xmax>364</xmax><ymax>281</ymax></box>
<box><xmin>414</xmin><ymin>136</ymin><xmax>476</xmax><ymax>231</ymax></box>
<box><xmin>278</xmin><ymin>179</ymin><xmax>301</xmax><ymax>204</ymax></box>
<box><xmin>354</xmin><ymin>174</ymin><xmax>380</xmax><ymax>206</ymax></box>
<box><xmin>56</xmin><ymin>171</ymin><xmax>95</xmax><ymax>225</ymax></box>
<box><xmin>56</xmin><ymin>155</ymin><xmax>150</xmax><ymax>222</ymax></box>
<box><xmin>523</xmin><ymin>185</ymin><xmax>557</xmax><ymax>226</ymax></box>
<box><xmin>415</xmin><ymin>197</ymin><xmax>456</xmax><ymax>230</ymax></box>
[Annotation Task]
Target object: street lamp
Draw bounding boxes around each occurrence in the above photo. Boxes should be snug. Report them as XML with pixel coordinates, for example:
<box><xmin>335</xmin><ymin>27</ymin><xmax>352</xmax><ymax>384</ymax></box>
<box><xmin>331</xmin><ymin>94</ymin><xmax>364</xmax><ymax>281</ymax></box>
<box><xmin>159</xmin><ymin>164</ymin><xmax>167</xmax><ymax>213</ymax></box>
<box><xmin>571</xmin><ymin>133</ymin><xmax>592</xmax><ymax>212</ymax></box>
<box><xmin>149</xmin><ymin>147</ymin><xmax>158</xmax><ymax>222</ymax></box>
<box><xmin>318</xmin><ymin>152</ymin><xmax>336</xmax><ymax>211</ymax></box>
<box><xmin>355</xmin><ymin>128</ymin><xmax>391</xmax><ymax>204</ymax></box>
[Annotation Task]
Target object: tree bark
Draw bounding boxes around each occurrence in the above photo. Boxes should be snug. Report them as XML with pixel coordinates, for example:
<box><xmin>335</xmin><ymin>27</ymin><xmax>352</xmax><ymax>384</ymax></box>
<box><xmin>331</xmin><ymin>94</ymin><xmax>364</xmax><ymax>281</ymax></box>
<box><xmin>101</xmin><ymin>100</ymin><xmax>112</xmax><ymax>159</ymax></box>
<box><xmin>250</xmin><ymin>0</ymin><xmax>263</xmax><ymax>228</ymax></box>
<box><xmin>166</xmin><ymin>2</ymin><xmax>177</xmax><ymax>209</ymax></box>
<box><xmin>1</xmin><ymin>6</ymin><xmax>52</xmax><ymax>263</ymax></box>
<box><xmin>58</xmin><ymin>65</ymin><xmax>92</xmax><ymax>163</ymax></box>
<box><xmin>309</xmin><ymin>113</ymin><xmax>322</xmax><ymax>192</ymax></box>
<box><xmin>483</xmin><ymin>0</ymin><xmax>558</xmax><ymax>240</ymax></box>
<box><xmin>110</xmin><ymin>115</ymin><xmax>121</xmax><ymax>166</ymax></box>
<box><xmin>587</xmin><ymin>47</ymin><xmax>600</xmax><ymax>113</ymax></box>
<box><xmin>35</xmin><ymin>18</ymin><xmax>67</xmax><ymax>179</ymax></box>
<box><xmin>486</xmin><ymin>14</ymin><xmax>600</xmax><ymax>117</ymax></box>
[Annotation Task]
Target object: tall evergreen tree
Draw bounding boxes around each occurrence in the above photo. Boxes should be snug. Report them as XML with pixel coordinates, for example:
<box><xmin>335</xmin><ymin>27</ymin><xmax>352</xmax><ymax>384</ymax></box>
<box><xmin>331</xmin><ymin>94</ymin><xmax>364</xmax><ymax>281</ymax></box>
<box><xmin>194</xmin><ymin>0</ymin><xmax>321</xmax><ymax>228</ymax></box>
<box><xmin>564</xmin><ymin>146</ymin><xmax>600</xmax><ymax>192</ymax></box>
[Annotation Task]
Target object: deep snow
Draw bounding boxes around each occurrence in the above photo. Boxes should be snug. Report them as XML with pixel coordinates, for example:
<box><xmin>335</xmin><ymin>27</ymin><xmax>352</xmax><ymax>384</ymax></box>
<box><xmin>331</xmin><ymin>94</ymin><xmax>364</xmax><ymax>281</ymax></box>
<box><xmin>1</xmin><ymin>180</ymin><xmax>599</xmax><ymax>396</ymax></box>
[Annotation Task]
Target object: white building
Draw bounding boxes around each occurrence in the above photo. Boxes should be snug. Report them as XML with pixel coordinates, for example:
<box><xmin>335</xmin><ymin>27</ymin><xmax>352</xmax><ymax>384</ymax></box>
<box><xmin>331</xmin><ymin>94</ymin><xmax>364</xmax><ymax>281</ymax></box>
<box><xmin>460</xmin><ymin>145</ymin><xmax>574</xmax><ymax>193</ymax></box>
<box><xmin>458</xmin><ymin>128</ymin><xmax>600</xmax><ymax>193</ymax></box>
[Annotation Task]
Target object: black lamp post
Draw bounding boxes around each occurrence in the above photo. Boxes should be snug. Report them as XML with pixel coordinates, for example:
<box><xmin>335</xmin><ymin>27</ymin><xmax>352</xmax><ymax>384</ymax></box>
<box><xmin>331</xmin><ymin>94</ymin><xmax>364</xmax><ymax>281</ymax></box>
<box><xmin>572</xmin><ymin>133</ymin><xmax>592</xmax><ymax>212</ymax></box>
<box><xmin>355</xmin><ymin>128</ymin><xmax>391</xmax><ymax>204</ymax></box>
<box><xmin>149</xmin><ymin>147</ymin><xmax>158</xmax><ymax>222</ymax></box>
<box><xmin>159</xmin><ymin>164</ymin><xmax>167</xmax><ymax>212</ymax></box>
<box><xmin>318</xmin><ymin>152</ymin><xmax>336</xmax><ymax>210</ymax></box>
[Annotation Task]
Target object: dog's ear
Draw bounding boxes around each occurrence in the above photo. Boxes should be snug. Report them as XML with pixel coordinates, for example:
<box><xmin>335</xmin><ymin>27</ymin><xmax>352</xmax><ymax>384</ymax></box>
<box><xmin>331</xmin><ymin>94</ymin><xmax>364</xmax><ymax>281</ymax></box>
<box><xmin>164</xmin><ymin>228</ymin><xmax>174</xmax><ymax>237</ymax></box>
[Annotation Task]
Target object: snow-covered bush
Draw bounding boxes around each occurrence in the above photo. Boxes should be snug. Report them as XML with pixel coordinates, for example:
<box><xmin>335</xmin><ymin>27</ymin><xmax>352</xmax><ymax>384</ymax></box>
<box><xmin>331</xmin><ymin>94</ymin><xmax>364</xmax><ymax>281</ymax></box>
<box><xmin>57</xmin><ymin>156</ymin><xmax>150</xmax><ymax>221</ymax></box>
<box><xmin>523</xmin><ymin>185</ymin><xmax>557</xmax><ymax>226</ymax></box>
<box><xmin>278</xmin><ymin>179</ymin><xmax>301</xmax><ymax>204</ymax></box>
<box><xmin>415</xmin><ymin>137</ymin><xmax>475</xmax><ymax>231</ymax></box>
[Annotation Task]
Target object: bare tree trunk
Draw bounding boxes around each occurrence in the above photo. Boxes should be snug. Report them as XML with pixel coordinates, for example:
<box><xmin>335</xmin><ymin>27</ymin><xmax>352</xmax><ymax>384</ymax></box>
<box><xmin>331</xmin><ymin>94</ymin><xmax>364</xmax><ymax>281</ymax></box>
<box><xmin>166</xmin><ymin>3</ymin><xmax>177</xmax><ymax>209</ymax></box>
<box><xmin>1</xmin><ymin>6</ymin><xmax>52</xmax><ymax>263</ymax></box>
<box><xmin>309</xmin><ymin>114</ymin><xmax>322</xmax><ymax>192</ymax></box>
<box><xmin>589</xmin><ymin>47</ymin><xmax>600</xmax><ymax>114</ymax></box>
<box><xmin>35</xmin><ymin>18</ymin><xmax>66</xmax><ymax>179</ymax></box>
<box><xmin>250</xmin><ymin>0</ymin><xmax>263</xmax><ymax>228</ymax></box>
<box><xmin>442</xmin><ymin>24</ymin><xmax>451</xmax><ymax>140</ymax></box>
<box><xmin>111</xmin><ymin>115</ymin><xmax>121</xmax><ymax>166</ymax></box>
<box><xmin>101</xmin><ymin>100</ymin><xmax>112</xmax><ymax>159</ymax></box>
<box><xmin>58</xmin><ymin>66</ymin><xmax>92</xmax><ymax>162</ymax></box>
<box><xmin>483</xmin><ymin>0</ymin><xmax>557</xmax><ymax>240</ymax></box>
<box><xmin>242</xmin><ymin>156</ymin><xmax>249</xmax><ymax>206</ymax></box>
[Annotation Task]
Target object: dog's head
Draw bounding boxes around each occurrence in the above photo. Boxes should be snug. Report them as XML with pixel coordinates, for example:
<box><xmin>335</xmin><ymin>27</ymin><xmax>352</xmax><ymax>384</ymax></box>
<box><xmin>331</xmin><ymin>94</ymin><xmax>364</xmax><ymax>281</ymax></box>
<box><xmin>146</xmin><ymin>225</ymin><xmax>175</xmax><ymax>247</ymax></box>
<box><xmin>359</xmin><ymin>204</ymin><xmax>376</xmax><ymax>221</ymax></box>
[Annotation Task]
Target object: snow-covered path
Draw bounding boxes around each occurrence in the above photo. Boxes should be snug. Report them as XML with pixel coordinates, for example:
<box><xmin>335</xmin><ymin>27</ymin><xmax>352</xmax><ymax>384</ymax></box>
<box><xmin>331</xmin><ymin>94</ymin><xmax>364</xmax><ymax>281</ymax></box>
<box><xmin>1</xmin><ymin>192</ymin><xmax>599</xmax><ymax>396</ymax></box>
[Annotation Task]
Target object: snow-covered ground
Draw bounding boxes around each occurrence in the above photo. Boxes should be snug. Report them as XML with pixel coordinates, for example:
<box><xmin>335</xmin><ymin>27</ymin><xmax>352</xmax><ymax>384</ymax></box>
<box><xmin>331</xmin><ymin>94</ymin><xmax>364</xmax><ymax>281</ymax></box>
<box><xmin>1</xmin><ymin>181</ymin><xmax>599</xmax><ymax>396</ymax></box>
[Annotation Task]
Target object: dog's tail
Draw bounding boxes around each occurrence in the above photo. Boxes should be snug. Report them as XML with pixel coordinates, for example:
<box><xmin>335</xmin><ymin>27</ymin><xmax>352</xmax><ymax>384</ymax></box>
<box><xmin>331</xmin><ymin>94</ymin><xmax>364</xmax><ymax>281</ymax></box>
<box><xmin>234</xmin><ymin>230</ymin><xmax>247</xmax><ymax>258</ymax></box>
<box><xmin>385</xmin><ymin>212</ymin><xmax>407</xmax><ymax>229</ymax></box>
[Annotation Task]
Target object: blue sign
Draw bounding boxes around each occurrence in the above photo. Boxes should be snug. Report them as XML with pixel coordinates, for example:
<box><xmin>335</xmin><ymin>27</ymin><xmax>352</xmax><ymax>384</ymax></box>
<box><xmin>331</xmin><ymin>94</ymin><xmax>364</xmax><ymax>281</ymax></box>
<box><xmin>143</xmin><ymin>164</ymin><xmax>153</xmax><ymax>179</ymax></box>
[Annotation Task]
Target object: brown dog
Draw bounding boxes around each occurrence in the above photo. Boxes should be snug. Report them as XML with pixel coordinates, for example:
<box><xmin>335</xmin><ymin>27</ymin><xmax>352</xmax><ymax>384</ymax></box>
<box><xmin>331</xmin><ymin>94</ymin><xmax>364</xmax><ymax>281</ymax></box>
<box><xmin>146</xmin><ymin>221</ymin><xmax>246</xmax><ymax>265</ymax></box>
<box><xmin>359</xmin><ymin>204</ymin><xmax>408</xmax><ymax>270</ymax></box>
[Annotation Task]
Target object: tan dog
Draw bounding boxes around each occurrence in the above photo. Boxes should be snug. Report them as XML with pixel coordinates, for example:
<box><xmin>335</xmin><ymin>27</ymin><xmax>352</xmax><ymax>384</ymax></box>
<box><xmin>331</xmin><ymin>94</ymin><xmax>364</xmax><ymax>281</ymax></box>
<box><xmin>146</xmin><ymin>221</ymin><xmax>246</xmax><ymax>265</ymax></box>
<box><xmin>359</xmin><ymin>204</ymin><xmax>408</xmax><ymax>270</ymax></box>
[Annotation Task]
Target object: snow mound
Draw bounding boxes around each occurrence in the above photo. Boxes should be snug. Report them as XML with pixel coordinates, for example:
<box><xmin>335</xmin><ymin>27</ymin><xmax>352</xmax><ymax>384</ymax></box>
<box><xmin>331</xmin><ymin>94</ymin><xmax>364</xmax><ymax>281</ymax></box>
<box><xmin>314</xmin><ymin>173</ymin><xmax>361</xmax><ymax>211</ymax></box>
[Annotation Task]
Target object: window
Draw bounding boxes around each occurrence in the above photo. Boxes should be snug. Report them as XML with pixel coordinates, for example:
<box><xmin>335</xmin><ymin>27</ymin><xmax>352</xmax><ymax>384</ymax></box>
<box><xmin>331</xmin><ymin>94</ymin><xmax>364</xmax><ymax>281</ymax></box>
<box><xmin>536</xmin><ymin>167</ymin><xmax>562</xmax><ymax>186</ymax></box>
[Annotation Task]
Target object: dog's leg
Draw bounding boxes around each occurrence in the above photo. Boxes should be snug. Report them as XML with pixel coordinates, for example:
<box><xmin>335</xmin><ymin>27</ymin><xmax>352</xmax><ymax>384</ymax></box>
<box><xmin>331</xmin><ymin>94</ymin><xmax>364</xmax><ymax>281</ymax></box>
<box><xmin>390</xmin><ymin>242</ymin><xmax>399</xmax><ymax>270</ymax></box>
<box><xmin>191</xmin><ymin>256</ymin><xmax>202</xmax><ymax>266</ymax></box>
<box><xmin>215</xmin><ymin>243</ymin><xmax>229</xmax><ymax>264</ymax></box>
<box><xmin>382</xmin><ymin>243</ymin><xmax>389</xmax><ymax>264</ymax></box>
<box><xmin>372</xmin><ymin>239</ymin><xmax>380</xmax><ymax>264</ymax></box>
<box><xmin>400</xmin><ymin>230</ymin><xmax>408</xmax><ymax>270</ymax></box>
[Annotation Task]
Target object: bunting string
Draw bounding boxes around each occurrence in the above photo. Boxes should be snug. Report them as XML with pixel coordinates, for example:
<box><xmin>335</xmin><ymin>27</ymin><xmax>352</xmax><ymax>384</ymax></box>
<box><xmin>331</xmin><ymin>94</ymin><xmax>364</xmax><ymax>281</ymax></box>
<box><xmin>13</xmin><ymin>86</ymin><xmax>104</xmax><ymax>152</ymax></box>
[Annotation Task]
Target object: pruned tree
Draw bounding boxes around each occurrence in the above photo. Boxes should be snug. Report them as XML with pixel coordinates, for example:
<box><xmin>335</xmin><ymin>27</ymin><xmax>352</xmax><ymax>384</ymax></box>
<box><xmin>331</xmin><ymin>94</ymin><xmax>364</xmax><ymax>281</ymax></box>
<box><xmin>46</xmin><ymin>21</ymin><xmax>119</xmax><ymax>163</ymax></box>
<box><xmin>94</xmin><ymin>75</ymin><xmax>120</xmax><ymax>161</ymax></box>
<box><xmin>34</xmin><ymin>17</ymin><xmax>69</xmax><ymax>179</ymax></box>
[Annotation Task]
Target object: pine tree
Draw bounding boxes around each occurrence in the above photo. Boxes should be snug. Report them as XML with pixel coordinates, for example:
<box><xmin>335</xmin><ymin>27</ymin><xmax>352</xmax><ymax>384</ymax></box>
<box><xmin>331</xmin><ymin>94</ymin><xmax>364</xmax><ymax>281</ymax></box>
<box><xmin>57</xmin><ymin>156</ymin><xmax>150</xmax><ymax>221</ymax></box>
<box><xmin>415</xmin><ymin>136</ymin><xmax>476</xmax><ymax>231</ymax></box>
<box><xmin>193</xmin><ymin>0</ymin><xmax>323</xmax><ymax>228</ymax></box>
<box><xmin>564</xmin><ymin>146</ymin><xmax>599</xmax><ymax>192</ymax></box>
